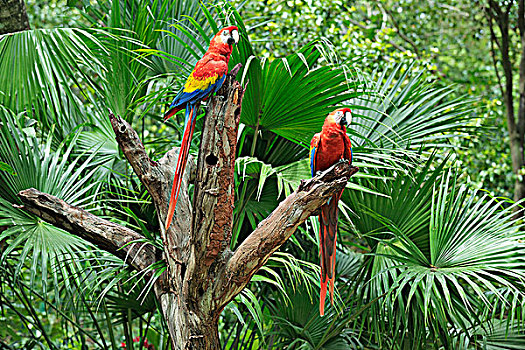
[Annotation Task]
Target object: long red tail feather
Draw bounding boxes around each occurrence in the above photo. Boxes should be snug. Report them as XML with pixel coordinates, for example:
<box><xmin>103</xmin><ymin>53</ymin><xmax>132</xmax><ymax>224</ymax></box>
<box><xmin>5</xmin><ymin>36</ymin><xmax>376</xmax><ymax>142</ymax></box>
<box><xmin>319</xmin><ymin>272</ymin><xmax>328</xmax><ymax>316</ymax></box>
<box><xmin>165</xmin><ymin>106</ymin><xmax>196</xmax><ymax>231</ymax></box>
<box><xmin>319</xmin><ymin>190</ymin><xmax>342</xmax><ymax>316</ymax></box>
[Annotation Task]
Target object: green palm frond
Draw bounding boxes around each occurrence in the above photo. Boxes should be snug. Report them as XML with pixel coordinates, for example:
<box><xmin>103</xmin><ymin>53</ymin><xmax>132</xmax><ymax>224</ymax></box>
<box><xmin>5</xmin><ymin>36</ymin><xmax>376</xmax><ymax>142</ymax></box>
<box><xmin>344</xmin><ymin>154</ymin><xmax>447</xmax><ymax>251</ymax></box>
<box><xmin>469</xmin><ymin>319</ymin><xmax>525</xmax><ymax>350</ymax></box>
<box><xmin>0</xmin><ymin>28</ymin><xmax>105</xmax><ymax>139</ymax></box>
<box><xmin>350</xmin><ymin>63</ymin><xmax>474</xmax><ymax>150</ymax></box>
<box><xmin>75</xmin><ymin>122</ymin><xmax>126</xmax><ymax>186</ymax></box>
<box><xmin>266</xmin><ymin>283</ymin><xmax>366</xmax><ymax>350</ymax></box>
<box><xmin>0</xmin><ymin>107</ymin><xmax>100</xmax><ymax>301</ymax></box>
<box><xmin>232</xmin><ymin>177</ymin><xmax>280</xmax><ymax>247</ymax></box>
<box><xmin>355</xmin><ymin>162</ymin><xmax>525</xmax><ymax>347</ymax></box>
<box><xmin>0</xmin><ymin>107</ymin><xmax>99</xmax><ymax>205</ymax></box>
<box><xmin>235</xmin><ymin>156</ymin><xmax>311</xmax><ymax>200</ymax></box>
<box><xmin>153</xmin><ymin>0</ymin><xmax>220</xmax><ymax>76</ymax></box>
<box><xmin>85</xmin><ymin>0</ymin><xmax>173</xmax><ymax>122</ymax></box>
<box><xmin>239</xmin><ymin>44</ymin><xmax>360</xmax><ymax>147</ymax></box>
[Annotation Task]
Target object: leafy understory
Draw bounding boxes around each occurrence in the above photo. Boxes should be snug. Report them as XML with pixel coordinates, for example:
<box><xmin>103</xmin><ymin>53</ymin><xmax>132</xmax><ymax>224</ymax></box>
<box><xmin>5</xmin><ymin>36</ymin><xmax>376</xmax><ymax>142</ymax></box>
<box><xmin>1</xmin><ymin>0</ymin><xmax>524</xmax><ymax>349</ymax></box>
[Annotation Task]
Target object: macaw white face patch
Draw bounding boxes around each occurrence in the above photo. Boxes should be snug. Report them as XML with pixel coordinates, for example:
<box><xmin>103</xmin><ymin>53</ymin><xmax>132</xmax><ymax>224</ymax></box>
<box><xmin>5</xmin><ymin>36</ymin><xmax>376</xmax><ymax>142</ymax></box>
<box><xmin>345</xmin><ymin>111</ymin><xmax>352</xmax><ymax>125</ymax></box>
<box><xmin>231</xmin><ymin>29</ymin><xmax>239</xmax><ymax>44</ymax></box>
<box><xmin>221</xmin><ymin>30</ymin><xmax>230</xmax><ymax>44</ymax></box>
<box><xmin>334</xmin><ymin>110</ymin><xmax>344</xmax><ymax>125</ymax></box>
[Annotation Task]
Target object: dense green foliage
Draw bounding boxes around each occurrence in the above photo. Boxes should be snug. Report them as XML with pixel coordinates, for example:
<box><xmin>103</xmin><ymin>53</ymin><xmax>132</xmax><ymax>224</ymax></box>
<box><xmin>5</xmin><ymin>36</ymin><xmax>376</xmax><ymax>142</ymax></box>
<box><xmin>1</xmin><ymin>0</ymin><xmax>525</xmax><ymax>349</ymax></box>
<box><xmin>236</xmin><ymin>0</ymin><xmax>515</xmax><ymax>199</ymax></box>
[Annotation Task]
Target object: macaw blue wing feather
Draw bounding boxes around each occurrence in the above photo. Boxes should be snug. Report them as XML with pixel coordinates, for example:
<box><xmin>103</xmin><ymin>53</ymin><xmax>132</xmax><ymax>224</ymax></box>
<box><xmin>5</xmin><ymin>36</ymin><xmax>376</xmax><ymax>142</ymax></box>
<box><xmin>169</xmin><ymin>74</ymin><xmax>227</xmax><ymax>109</ymax></box>
<box><xmin>310</xmin><ymin>147</ymin><xmax>317</xmax><ymax>178</ymax></box>
<box><xmin>310</xmin><ymin>133</ymin><xmax>320</xmax><ymax>178</ymax></box>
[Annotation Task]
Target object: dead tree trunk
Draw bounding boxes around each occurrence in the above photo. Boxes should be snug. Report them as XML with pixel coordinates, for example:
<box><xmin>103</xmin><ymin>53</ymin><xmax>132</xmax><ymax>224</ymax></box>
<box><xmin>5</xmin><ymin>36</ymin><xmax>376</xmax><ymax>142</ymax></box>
<box><xmin>17</xmin><ymin>70</ymin><xmax>358</xmax><ymax>349</ymax></box>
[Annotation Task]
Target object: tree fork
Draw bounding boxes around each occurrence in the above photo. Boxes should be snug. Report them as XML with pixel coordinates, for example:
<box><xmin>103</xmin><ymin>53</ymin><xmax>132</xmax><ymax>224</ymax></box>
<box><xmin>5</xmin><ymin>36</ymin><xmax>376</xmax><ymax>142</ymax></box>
<box><xmin>17</xmin><ymin>67</ymin><xmax>359</xmax><ymax>349</ymax></box>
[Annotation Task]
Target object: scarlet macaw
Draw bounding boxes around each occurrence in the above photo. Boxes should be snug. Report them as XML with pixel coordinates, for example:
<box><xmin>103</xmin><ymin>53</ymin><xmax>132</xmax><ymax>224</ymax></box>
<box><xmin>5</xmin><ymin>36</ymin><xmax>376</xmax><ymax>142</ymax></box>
<box><xmin>164</xmin><ymin>26</ymin><xmax>240</xmax><ymax>231</ymax></box>
<box><xmin>309</xmin><ymin>108</ymin><xmax>352</xmax><ymax>316</ymax></box>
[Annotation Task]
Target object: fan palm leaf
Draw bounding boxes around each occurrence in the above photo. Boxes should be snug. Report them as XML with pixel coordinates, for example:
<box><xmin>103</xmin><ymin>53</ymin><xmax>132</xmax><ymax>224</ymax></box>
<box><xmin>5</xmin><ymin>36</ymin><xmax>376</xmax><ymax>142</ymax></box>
<box><xmin>0</xmin><ymin>107</ymin><xmax>100</xmax><ymax>301</ymax></box>
<box><xmin>350</xmin><ymin>161</ymin><xmax>525</xmax><ymax>347</ymax></box>
<box><xmin>0</xmin><ymin>28</ymin><xmax>105</xmax><ymax>139</ymax></box>
<box><xmin>350</xmin><ymin>63</ymin><xmax>474</xmax><ymax>150</ymax></box>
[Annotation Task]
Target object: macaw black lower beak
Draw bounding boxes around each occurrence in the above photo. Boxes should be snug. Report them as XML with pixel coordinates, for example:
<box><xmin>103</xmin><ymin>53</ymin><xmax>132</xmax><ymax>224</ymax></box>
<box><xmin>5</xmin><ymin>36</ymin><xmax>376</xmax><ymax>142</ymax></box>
<box><xmin>227</xmin><ymin>37</ymin><xmax>235</xmax><ymax>45</ymax></box>
<box><xmin>340</xmin><ymin>116</ymin><xmax>347</xmax><ymax>126</ymax></box>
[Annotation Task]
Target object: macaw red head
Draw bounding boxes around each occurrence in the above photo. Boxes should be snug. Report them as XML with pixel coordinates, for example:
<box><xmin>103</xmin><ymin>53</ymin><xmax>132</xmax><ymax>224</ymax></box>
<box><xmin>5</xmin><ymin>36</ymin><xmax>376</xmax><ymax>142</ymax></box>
<box><xmin>208</xmin><ymin>26</ymin><xmax>239</xmax><ymax>56</ymax></box>
<box><xmin>326</xmin><ymin>108</ymin><xmax>352</xmax><ymax>128</ymax></box>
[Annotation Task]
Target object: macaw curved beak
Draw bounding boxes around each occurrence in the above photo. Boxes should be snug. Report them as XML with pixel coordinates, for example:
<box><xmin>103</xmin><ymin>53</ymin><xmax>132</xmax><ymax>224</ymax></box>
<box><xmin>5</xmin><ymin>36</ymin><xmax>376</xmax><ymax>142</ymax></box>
<box><xmin>340</xmin><ymin>115</ymin><xmax>347</xmax><ymax>126</ymax></box>
<box><xmin>227</xmin><ymin>37</ymin><xmax>236</xmax><ymax>45</ymax></box>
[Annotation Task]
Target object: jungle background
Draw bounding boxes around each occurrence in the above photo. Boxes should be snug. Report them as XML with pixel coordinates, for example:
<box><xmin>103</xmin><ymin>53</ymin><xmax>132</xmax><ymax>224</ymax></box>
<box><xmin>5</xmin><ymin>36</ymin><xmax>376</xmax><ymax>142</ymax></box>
<box><xmin>2</xmin><ymin>0</ymin><xmax>525</xmax><ymax>348</ymax></box>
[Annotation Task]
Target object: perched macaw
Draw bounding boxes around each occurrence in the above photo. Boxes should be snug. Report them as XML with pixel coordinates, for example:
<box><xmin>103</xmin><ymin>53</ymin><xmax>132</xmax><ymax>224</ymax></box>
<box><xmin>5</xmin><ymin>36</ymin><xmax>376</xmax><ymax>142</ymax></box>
<box><xmin>309</xmin><ymin>108</ymin><xmax>352</xmax><ymax>316</ymax></box>
<box><xmin>164</xmin><ymin>26</ymin><xmax>240</xmax><ymax>231</ymax></box>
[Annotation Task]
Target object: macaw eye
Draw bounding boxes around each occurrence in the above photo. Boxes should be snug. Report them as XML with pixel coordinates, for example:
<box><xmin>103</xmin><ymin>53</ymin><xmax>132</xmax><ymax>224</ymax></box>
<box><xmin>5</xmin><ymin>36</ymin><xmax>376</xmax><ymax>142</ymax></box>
<box><xmin>222</xmin><ymin>30</ymin><xmax>229</xmax><ymax>36</ymax></box>
<box><xmin>231</xmin><ymin>29</ymin><xmax>239</xmax><ymax>43</ymax></box>
<box><xmin>336</xmin><ymin>111</ymin><xmax>343</xmax><ymax>117</ymax></box>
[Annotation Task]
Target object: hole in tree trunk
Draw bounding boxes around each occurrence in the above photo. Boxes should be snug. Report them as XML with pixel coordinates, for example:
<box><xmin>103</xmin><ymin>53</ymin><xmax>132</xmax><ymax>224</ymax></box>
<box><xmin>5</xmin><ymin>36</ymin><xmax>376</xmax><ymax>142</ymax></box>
<box><xmin>180</xmin><ymin>263</ymin><xmax>186</xmax><ymax>280</ymax></box>
<box><xmin>206</xmin><ymin>154</ymin><xmax>218</xmax><ymax>166</ymax></box>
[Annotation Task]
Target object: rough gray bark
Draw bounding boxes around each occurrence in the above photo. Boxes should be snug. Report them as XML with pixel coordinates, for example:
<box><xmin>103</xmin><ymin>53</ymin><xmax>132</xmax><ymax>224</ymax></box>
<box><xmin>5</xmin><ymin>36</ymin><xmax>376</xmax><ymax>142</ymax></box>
<box><xmin>0</xmin><ymin>0</ymin><xmax>30</xmax><ymax>35</ymax></box>
<box><xmin>17</xmin><ymin>69</ymin><xmax>359</xmax><ymax>349</ymax></box>
<box><xmin>17</xmin><ymin>189</ymin><xmax>158</xmax><ymax>272</ymax></box>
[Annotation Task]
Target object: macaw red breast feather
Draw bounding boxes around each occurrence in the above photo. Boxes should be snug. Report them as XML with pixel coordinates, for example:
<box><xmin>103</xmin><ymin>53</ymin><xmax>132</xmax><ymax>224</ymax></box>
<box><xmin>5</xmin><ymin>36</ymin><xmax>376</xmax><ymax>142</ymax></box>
<box><xmin>310</xmin><ymin>109</ymin><xmax>352</xmax><ymax>316</ymax></box>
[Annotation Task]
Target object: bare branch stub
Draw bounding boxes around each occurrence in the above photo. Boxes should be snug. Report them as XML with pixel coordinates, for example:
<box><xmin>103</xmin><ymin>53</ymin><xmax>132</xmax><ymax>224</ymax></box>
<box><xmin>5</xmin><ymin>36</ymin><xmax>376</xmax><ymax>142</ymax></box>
<box><xmin>109</xmin><ymin>113</ymin><xmax>193</xmax><ymax>228</ymax></box>
<box><xmin>216</xmin><ymin>163</ymin><xmax>359</xmax><ymax>305</ymax></box>
<box><xmin>109</xmin><ymin>113</ymin><xmax>193</xmax><ymax>283</ymax></box>
<box><xmin>17</xmin><ymin>188</ymin><xmax>158</xmax><ymax>272</ymax></box>
<box><xmin>109</xmin><ymin>113</ymin><xmax>156</xmax><ymax>186</ymax></box>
